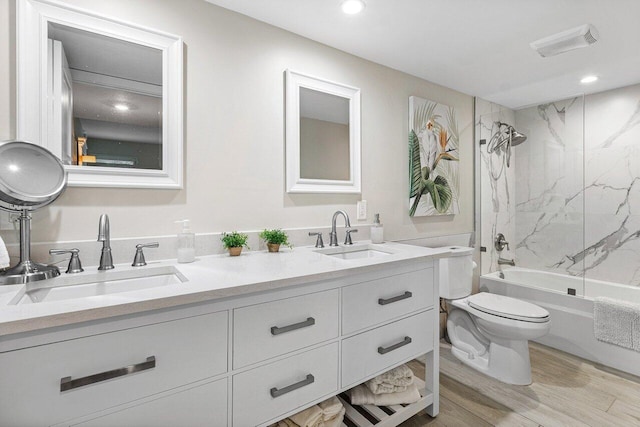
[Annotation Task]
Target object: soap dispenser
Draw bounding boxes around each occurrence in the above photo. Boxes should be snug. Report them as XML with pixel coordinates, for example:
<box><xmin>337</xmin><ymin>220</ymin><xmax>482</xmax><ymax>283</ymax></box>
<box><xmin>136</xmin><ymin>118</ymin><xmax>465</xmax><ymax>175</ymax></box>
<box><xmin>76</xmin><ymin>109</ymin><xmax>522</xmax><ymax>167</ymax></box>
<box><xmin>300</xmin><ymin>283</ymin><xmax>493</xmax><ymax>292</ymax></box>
<box><xmin>175</xmin><ymin>220</ymin><xmax>195</xmax><ymax>263</ymax></box>
<box><xmin>371</xmin><ymin>213</ymin><xmax>384</xmax><ymax>244</ymax></box>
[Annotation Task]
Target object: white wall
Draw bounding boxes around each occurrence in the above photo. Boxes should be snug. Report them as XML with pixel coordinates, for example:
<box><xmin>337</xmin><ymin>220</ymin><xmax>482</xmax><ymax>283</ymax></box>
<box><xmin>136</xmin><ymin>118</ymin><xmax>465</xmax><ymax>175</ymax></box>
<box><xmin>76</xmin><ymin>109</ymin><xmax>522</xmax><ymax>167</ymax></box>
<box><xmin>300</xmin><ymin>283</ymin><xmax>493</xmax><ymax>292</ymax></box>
<box><xmin>0</xmin><ymin>0</ymin><xmax>473</xmax><ymax>247</ymax></box>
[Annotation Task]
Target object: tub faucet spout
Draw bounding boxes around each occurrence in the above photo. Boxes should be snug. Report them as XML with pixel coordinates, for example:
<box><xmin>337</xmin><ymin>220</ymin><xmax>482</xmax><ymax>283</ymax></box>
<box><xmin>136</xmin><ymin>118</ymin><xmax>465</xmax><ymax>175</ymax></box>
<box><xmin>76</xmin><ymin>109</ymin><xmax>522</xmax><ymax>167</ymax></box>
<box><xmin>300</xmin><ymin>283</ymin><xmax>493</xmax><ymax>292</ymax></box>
<box><xmin>97</xmin><ymin>214</ymin><xmax>114</xmax><ymax>270</ymax></box>
<box><xmin>498</xmin><ymin>257</ymin><xmax>515</xmax><ymax>267</ymax></box>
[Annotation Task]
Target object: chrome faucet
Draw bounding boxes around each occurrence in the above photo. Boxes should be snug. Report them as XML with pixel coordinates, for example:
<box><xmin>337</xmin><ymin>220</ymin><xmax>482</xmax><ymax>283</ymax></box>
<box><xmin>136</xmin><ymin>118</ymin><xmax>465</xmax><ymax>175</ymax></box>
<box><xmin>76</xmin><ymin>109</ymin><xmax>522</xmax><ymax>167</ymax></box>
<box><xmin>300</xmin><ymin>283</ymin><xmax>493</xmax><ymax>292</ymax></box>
<box><xmin>498</xmin><ymin>257</ymin><xmax>516</xmax><ymax>266</ymax></box>
<box><xmin>494</xmin><ymin>233</ymin><xmax>510</xmax><ymax>252</ymax></box>
<box><xmin>329</xmin><ymin>210</ymin><xmax>357</xmax><ymax>246</ymax></box>
<box><xmin>97</xmin><ymin>214</ymin><xmax>114</xmax><ymax>270</ymax></box>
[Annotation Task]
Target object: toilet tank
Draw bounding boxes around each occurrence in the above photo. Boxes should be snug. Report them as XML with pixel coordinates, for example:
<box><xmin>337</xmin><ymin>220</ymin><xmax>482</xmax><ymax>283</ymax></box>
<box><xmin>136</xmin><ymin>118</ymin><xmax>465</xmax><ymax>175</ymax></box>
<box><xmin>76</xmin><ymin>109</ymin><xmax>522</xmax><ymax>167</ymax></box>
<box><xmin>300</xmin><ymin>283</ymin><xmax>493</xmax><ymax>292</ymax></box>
<box><xmin>437</xmin><ymin>246</ymin><xmax>474</xmax><ymax>299</ymax></box>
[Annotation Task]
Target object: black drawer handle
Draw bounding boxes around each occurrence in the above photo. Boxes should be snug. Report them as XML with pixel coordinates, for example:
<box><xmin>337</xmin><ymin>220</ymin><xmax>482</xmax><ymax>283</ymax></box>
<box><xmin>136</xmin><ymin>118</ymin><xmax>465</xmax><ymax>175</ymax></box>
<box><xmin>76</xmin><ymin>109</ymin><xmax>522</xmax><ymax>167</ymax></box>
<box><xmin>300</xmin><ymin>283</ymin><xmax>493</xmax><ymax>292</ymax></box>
<box><xmin>270</xmin><ymin>374</ymin><xmax>315</xmax><ymax>398</ymax></box>
<box><xmin>271</xmin><ymin>317</ymin><xmax>315</xmax><ymax>335</ymax></box>
<box><xmin>378</xmin><ymin>291</ymin><xmax>412</xmax><ymax>306</ymax></box>
<box><xmin>60</xmin><ymin>356</ymin><xmax>156</xmax><ymax>392</ymax></box>
<box><xmin>378</xmin><ymin>336</ymin><xmax>412</xmax><ymax>355</ymax></box>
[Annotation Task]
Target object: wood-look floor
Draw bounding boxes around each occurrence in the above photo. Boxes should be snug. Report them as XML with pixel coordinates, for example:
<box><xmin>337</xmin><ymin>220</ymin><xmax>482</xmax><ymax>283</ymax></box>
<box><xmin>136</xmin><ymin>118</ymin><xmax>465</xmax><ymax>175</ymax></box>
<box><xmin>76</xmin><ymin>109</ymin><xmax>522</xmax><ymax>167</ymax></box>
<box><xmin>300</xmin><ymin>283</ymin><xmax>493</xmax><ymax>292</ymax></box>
<box><xmin>401</xmin><ymin>342</ymin><xmax>640</xmax><ymax>427</ymax></box>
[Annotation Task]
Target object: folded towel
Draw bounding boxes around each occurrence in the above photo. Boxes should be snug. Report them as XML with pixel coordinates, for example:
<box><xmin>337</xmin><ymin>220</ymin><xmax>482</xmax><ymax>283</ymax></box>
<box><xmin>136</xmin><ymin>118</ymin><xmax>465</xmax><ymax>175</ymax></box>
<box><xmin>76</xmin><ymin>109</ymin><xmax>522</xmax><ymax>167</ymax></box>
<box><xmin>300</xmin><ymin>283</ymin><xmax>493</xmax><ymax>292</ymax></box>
<box><xmin>349</xmin><ymin>382</ymin><xmax>421</xmax><ymax>406</ymax></box>
<box><xmin>323</xmin><ymin>407</ymin><xmax>345</xmax><ymax>427</ymax></box>
<box><xmin>289</xmin><ymin>404</ymin><xmax>323</xmax><ymax>427</ymax></box>
<box><xmin>276</xmin><ymin>419</ymin><xmax>298</xmax><ymax>427</ymax></box>
<box><xmin>278</xmin><ymin>397</ymin><xmax>345</xmax><ymax>427</ymax></box>
<box><xmin>594</xmin><ymin>297</ymin><xmax>640</xmax><ymax>352</ymax></box>
<box><xmin>365</xmin><ymin>364</ymin><xmax>414</xmax><ymax>394</ymax></box>
<box><xmin>0</xmin><ymin>234</ymin><xmax>9</xmax><ymax>269</ymax></box>
<box><xmin>317</xmin><ymin>396</ymin><xmax>342</xmax><ymax>420</ymax></box>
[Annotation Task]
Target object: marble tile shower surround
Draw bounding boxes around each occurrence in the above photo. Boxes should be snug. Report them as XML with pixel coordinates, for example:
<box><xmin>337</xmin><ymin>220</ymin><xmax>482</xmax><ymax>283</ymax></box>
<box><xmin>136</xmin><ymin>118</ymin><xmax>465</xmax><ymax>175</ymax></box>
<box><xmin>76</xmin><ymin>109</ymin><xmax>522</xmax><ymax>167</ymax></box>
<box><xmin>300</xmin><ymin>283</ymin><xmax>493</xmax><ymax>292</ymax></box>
<box><xmin>514</xmin><ymin>83</ymin><xmax>640</xmax><ymax>287</ymax></box>
<box><xmin>476</xmin><ymin>99</ymin><xmax>516</xmax><ymax>275</ymax></box>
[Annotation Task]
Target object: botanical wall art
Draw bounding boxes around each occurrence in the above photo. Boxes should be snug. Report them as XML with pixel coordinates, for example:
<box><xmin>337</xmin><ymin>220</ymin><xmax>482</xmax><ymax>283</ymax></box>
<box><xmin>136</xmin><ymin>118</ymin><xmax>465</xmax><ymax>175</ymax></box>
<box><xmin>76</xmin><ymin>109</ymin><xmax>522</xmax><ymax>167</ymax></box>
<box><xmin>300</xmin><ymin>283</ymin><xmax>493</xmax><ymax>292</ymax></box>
<box><xmin>408</xmin><ymin>96</ymin><xmax>460</xmax><ymax>216</ymax></box>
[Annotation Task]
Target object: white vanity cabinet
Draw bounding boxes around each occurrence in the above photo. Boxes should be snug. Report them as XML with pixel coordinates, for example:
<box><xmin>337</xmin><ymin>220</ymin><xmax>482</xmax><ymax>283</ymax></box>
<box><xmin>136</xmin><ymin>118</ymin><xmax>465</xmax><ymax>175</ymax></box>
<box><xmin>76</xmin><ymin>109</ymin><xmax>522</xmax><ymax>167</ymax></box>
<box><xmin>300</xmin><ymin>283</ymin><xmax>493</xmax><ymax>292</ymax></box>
<box><xmin>0</xmin><ymin>257</ymin><xmax>439</xmax><ymax>427</ymax></box>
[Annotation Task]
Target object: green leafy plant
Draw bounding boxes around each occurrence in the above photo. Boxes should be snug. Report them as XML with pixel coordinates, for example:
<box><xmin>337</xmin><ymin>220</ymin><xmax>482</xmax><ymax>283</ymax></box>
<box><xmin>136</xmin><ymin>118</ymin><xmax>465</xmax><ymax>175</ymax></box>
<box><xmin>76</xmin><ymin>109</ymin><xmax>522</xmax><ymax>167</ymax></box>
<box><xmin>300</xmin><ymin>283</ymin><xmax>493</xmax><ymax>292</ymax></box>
<box><xmin>259</xmin><ymin>229</ymin><xmax>292</xmax><ymax>248</ymax></box>
<box><xmin>221</xmin><ymin>231</ymin><xmax>250</xmax><ymax>249</ymax></box>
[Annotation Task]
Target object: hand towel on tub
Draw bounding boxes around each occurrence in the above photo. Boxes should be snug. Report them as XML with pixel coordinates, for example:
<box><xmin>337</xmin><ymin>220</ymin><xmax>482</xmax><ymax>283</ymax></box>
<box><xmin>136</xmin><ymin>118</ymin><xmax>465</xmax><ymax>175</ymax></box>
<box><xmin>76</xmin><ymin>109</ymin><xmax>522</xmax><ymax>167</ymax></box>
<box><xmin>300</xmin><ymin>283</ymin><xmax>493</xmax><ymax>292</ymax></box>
<box><xmin>594</xmin><ymin>297</ymin><xmax>640</xmax><ymax>352</ymax></box>
<box><xmin>348</xmin><ymin>382</ymin><xmax>421</xmax><ymax>406</ymax></box>
<box><xmin>0</xmin><ymin>234</ymin><xmax>9</xmax><ymax>269</ymax></box>
<box><xmin>365</xmin><ymin>363</ymin><xmax>414</xmax><ymax>394</ymax></box>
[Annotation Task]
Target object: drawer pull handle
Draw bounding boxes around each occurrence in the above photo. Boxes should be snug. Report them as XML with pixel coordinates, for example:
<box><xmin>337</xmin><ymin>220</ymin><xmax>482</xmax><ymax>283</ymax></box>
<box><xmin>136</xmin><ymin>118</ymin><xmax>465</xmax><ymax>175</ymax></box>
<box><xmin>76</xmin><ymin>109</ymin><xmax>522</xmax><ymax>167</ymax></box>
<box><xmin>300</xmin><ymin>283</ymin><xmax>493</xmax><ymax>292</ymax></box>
<box><xmin>270</xmin><ymin>374</ymin><xmax>315</xmax><ymax>398</ymax></box>
<box><xmin>60</xmin><ymin>356</ymin><xmax>156</xmax><ymax>392</ymax></box>
<box><xmin>378</xmin><ymin>336</ymin><xmax>412</xmax><ymax>355</ymax></box>
<box><xmin>378</xmin><ymin>291</ymin><xmax>412</xmax><ymax>306</ymax></box>
<box><xmin>271</xmin><ymin>317</ymin><xmax>315</xmax><ymax>335</ymax></box>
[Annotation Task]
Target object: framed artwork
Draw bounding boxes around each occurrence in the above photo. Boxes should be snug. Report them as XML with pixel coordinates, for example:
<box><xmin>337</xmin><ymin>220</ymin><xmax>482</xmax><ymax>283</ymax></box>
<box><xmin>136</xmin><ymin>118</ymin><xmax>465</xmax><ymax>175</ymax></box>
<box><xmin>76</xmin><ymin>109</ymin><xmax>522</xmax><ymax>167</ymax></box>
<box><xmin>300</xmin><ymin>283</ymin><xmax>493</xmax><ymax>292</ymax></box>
<box><xmin>408</xmin><ymin>96</ymin><xmax>460</xmax><ymax>216</ymax></box>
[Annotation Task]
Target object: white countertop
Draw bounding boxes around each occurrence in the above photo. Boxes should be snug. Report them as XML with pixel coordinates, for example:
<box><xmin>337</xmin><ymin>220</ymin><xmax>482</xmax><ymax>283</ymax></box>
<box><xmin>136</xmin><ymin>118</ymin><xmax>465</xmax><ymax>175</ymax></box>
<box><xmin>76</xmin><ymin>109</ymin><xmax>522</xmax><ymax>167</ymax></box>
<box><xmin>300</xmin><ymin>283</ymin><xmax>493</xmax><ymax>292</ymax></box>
<box><xmin>0</xmin><ymin>242</ymin><xmax>449</xmax><ymax>337</ymax></box>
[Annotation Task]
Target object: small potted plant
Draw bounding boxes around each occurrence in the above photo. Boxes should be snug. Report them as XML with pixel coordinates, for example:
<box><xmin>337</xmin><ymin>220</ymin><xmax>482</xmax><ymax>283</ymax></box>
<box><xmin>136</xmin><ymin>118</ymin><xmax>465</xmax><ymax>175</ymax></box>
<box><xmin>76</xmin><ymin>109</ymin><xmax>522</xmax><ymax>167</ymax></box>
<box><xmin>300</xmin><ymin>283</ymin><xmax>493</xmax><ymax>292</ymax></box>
<box><xmin>259</xmin><ymin>229</ymin><xmax>292</xmax><ymax>253</ymax></box>
<box><xmin>221</xmin><ymin>231</ymin><xmax>249</xmax><ymax>256</ymax></box>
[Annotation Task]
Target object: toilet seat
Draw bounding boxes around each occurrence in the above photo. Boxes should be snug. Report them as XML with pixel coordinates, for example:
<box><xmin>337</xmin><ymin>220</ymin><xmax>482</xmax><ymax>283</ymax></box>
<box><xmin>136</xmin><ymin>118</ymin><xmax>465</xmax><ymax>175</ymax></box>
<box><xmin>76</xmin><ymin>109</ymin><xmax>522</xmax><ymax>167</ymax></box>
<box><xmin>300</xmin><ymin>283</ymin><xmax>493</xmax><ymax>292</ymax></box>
<box><xmin>467</xmin><ymin>292</ymin><xmax>549</xmax><ymax>323</ymax></box>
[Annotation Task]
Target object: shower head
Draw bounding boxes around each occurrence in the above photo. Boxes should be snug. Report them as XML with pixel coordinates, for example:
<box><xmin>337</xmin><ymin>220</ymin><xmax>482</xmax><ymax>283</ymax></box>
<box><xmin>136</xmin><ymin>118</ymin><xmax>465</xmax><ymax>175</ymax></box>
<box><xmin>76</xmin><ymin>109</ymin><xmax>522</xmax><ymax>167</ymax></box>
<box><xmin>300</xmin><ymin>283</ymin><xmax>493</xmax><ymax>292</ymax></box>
<box><xmin>486</xmin><ymin>122</ymin><xmax>527</xmax><ymax>169</ymax></box>
<box><xmin>510</xmin><ymin>129</ymin><xmax>527</xmax><ymax>146</ymax></box>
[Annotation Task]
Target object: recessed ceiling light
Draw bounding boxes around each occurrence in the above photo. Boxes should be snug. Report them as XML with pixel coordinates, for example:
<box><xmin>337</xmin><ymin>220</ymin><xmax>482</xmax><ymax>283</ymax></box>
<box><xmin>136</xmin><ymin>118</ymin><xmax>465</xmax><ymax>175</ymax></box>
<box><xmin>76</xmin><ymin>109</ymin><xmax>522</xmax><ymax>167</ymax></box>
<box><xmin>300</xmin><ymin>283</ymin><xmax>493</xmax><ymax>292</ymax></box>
<box><xmin>341</xmin><ymin>0</ymin><xmax>365</xmax><ymax>15</ymax></box>
<box><xmin>580</xmin><ymin>75</ymin><xmax>598</xmax><ymax>84</ymax></box>
<box><xmin>114</xmin><ymin>103</ymin><xmax>129</xmax><ymax>111</ymax></box>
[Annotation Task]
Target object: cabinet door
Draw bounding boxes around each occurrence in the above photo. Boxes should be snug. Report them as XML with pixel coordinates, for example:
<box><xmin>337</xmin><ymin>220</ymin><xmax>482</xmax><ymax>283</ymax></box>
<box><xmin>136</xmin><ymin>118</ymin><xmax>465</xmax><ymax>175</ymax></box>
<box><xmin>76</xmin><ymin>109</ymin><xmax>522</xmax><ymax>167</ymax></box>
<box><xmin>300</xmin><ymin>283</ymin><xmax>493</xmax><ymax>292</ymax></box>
<box><xmin>342</xmin><ymin>268</ymin><xmax>434</xmax><ymax>334</ymax></box>
<box><xmin>341</xmin><ymin>310</ymin><xmax>434</xmax><ymax>388</ymax></box>
<box><xmin>0</xmin><ymin>311</ymin><xmax>227</xmax><ymax>426</ymax></box>
<box><xmin>65</xmin><ymin>378</ymin><xmax>227</xmax><ymax>427</ymax></box>
<box><xmin>233</xmin><ymin>289</ymin><xmax>339</xmax><ymax>368</ymax></box>
<box><xmin>233</xmin><ymin>343</ymin><xmax>339</xmax><ymax>427</ymax></box>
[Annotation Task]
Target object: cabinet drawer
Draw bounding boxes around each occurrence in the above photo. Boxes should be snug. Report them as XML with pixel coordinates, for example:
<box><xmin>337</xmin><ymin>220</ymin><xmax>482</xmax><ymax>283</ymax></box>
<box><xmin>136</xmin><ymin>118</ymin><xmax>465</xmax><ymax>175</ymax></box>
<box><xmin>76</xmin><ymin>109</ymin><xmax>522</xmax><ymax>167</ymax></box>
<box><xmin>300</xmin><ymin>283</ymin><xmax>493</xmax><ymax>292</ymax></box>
<box><xmin>233</xmin><ymin>289</ymin><xmax>339</xmax><ymax>368</ymax></box>
<box><xmin>342</xmin><ymin>268</ymin><xmax>434</xmax><ymax>334</ymax></box>
<box><xmin>341</xmin><ymin>310</ymin><xmax>433</xmax><ymax>388</ymax></box>
<box><xmin>233</xmin><ymin>343</ymin><xmax>338</xmax><ymax>427</ymax></box>
<box><xmin>0</xmin><ymin>311</ymin><xmax>228</xmax><ymax>427</ymax></box>
<box><xmin>62</xmin><ymin>378</ymin><xmax>227</xmax><ymax>427</ymax></box>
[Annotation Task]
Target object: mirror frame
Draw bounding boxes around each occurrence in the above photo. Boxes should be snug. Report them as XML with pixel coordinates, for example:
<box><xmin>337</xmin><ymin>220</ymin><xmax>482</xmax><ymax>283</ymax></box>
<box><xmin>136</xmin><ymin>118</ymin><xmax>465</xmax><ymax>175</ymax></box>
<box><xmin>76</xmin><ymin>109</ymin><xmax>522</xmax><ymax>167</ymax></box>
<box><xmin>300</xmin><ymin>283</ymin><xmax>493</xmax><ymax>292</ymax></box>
<box><xmin>285</xmin><ymin>69</ymin><xmax>361</xmax><ymax>194</ymax></box>
<box><xmin>17</xmin><ymin>0</ymin><xmax>183</xmax><ymax>189</ymax></box>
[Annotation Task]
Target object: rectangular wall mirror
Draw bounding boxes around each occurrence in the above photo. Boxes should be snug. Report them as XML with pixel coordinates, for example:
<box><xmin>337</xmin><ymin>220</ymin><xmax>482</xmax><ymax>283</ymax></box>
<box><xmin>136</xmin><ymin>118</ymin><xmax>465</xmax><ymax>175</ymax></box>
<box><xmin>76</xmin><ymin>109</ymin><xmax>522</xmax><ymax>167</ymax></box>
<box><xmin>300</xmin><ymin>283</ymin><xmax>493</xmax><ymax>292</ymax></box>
<box><xmin>17</xmin><ymin>0</ymin><xmax>183</xmax><ymax>188</ymax></box>
<box><xmin>285</xmin><ymin>70</ymin><xmax>361</xmax><ymax>194</ymax></box>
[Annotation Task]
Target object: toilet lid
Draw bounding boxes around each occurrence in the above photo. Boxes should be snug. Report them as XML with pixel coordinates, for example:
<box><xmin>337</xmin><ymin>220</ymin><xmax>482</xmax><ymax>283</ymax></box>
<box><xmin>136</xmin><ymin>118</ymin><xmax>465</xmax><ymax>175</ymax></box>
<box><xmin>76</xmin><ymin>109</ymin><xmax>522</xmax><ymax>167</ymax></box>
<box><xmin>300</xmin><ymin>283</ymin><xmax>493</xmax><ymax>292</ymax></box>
<box><xmin>468</xmin><ymin>292</ymin><xmax>550</xmax><ymax>323</ymax></box>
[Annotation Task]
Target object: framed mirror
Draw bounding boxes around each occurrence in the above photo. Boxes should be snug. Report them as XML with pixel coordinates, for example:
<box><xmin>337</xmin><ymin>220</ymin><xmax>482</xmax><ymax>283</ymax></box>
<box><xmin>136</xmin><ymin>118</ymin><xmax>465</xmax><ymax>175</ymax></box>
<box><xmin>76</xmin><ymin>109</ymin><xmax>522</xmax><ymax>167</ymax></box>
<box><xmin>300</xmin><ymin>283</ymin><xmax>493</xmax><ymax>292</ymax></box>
<box><xmin>17</xmin><ymin>0</ymin><xmax>183</xmax><ymax>188</ymax></box>
<box><xmin>285</xmin><ymin>70</ymin><xmax>361</xmax><ymax>194</ymax></box>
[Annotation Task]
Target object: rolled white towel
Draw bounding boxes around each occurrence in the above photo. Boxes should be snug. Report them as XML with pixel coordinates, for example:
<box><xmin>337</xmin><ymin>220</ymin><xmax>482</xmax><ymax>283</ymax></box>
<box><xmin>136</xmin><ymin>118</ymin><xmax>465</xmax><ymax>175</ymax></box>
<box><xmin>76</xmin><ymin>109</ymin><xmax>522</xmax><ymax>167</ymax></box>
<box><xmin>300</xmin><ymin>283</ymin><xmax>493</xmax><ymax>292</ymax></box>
<box><xmin>348</xmin><ymin>382</ymin><xmax>421</xmax><ymax>406</ymax></box>
<box><xmin>0</xmin><ymin>234</ymin><xmax>9</xmax><ymax>269</ymax></box>
<box><xmin>365</xmin><ymin>364</ymin><xmax>414</xmax><ymax>394</ymax></box>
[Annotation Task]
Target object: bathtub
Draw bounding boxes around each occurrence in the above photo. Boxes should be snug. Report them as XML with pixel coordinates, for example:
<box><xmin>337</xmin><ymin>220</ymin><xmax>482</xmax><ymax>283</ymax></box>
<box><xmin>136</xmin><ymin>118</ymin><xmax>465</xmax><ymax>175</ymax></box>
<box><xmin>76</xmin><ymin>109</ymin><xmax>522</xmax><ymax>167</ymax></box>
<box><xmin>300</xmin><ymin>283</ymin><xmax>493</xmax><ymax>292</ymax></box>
<box><xmin>481</xmin><ymin>268</ymin><xmax>640</xmax><ymax>378</ymax></box>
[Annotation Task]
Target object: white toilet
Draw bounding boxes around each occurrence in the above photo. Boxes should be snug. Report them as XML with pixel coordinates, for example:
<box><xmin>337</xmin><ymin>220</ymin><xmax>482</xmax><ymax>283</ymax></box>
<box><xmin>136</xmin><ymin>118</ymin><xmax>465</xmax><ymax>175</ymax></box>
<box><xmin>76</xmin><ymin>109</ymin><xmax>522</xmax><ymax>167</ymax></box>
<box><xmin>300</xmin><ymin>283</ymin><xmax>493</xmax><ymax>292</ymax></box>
<box><xmin>438</xmin><ymin>246</ymin><xmax>551</xmax><ymax>385</ymax></box>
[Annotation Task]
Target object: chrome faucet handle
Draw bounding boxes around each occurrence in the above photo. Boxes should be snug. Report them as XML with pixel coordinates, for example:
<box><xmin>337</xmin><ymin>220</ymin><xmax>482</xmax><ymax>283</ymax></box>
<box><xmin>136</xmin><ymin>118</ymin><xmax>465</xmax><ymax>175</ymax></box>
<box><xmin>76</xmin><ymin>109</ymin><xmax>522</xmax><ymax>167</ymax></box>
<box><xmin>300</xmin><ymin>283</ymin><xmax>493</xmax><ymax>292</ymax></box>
<box><xmin>494</xmin><ymin>233</ymin><xmax>510</xmax><ymax>252</ymax></box>
<box><xmin>344</xmin><ymin>228</ymin><xmax>358</xmax><ymax>245</ymax></box>
<box><xmin>132</xmin><ymin>242</ymin><xmax>159</xmax><ymax>267</ymax></box>
<box><xmin>49</xmin><ymin>248</ymin><xmax>84</xmax><ymax>274</ymax></box>
<box><xmin>308</xmin><ymin>232</ymin><xmax>324</xmax><ymax>248</ymax></box>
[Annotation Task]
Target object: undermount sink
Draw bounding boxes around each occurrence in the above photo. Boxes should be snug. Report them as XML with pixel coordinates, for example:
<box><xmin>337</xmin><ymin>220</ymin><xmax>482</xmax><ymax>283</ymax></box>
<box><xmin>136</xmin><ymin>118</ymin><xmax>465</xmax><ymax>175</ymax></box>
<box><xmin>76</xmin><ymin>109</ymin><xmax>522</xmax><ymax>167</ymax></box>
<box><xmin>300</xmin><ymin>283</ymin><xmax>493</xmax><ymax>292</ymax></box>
<box><xmin>315</xmin><ymin>244</ymin><xmax>395</xmax><ymax>260</ymax></box>
<box><xmin>10</xmin><ymin>266</ymin><xmax>187</xmax><ymax>305</ymax></box>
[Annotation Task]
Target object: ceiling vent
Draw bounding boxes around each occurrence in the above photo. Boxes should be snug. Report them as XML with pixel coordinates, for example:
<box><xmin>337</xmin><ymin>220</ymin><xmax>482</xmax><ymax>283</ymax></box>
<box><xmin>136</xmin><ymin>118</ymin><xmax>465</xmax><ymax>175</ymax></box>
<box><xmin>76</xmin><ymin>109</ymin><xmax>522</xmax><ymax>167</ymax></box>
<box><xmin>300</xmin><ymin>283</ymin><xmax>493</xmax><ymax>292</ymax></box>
<box><xmin>530</xmin><ymin>24</ymin><xmax>599</xmax><ymax>57</ymax></box>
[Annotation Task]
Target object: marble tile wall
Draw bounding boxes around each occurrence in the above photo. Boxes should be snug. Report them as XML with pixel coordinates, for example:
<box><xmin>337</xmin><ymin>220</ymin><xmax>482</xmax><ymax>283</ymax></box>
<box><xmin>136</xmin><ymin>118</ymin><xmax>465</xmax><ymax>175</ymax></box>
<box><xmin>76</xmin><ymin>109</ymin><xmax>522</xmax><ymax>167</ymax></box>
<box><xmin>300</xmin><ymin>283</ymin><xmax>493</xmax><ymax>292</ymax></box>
<box><xmin>513</xmin><ymin>83</ymin><xmax>640</xmax><ymax>287</ymax></box>
<box><xmin>513</xmin><ymin>97</ymin><xmax>585</xmax><ymax>284</ymax></box>
<box><xmin>476</xmin><ymin>98</ymin><xmax>516</xmax><ymax>274</ymax></box>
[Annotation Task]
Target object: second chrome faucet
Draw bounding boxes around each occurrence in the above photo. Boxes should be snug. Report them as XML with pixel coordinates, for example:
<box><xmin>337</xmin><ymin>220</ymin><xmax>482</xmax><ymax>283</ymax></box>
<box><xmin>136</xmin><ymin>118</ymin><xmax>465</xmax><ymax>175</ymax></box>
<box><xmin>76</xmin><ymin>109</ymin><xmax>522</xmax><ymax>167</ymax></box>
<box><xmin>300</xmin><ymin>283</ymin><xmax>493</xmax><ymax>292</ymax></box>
<box><xmin>329</xmin><ymin>210</ymin><xmax>358</xmax><ymax>246</ymax></box>
<box><xmin>98</xmin><ymin>214</ymin><xmax>114</xmax><ymax>270</ymax></box>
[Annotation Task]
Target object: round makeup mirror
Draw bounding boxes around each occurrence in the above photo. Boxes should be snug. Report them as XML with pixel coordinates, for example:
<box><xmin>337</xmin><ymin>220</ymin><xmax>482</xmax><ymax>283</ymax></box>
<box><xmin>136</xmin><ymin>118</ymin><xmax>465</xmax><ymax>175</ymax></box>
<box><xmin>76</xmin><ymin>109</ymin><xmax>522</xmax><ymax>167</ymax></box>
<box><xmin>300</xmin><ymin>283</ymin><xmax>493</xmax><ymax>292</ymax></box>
<box><xmin>0</xmin><ymin>141</ymin><xmax>68</xmax><ymax>285</ymax></box>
